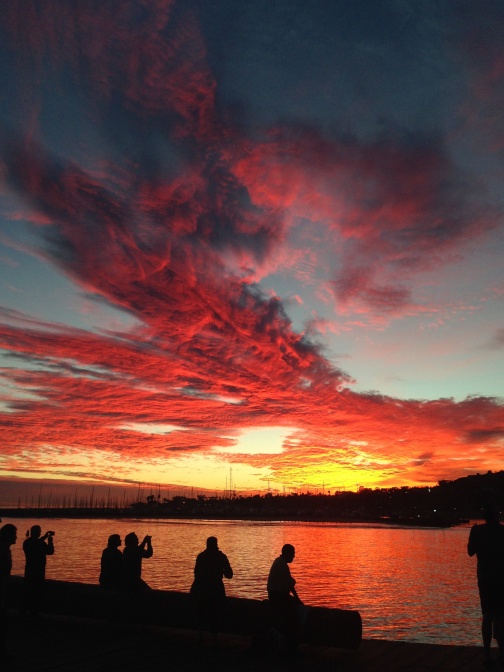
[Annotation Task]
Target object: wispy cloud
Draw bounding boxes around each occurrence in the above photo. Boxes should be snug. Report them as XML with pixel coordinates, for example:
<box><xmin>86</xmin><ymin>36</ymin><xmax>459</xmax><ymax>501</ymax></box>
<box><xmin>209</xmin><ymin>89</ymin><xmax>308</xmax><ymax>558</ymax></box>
<box><xmin>0</xmin><ymin>1</ymin><xmax>503</xmax><ymax>492</ymax></box>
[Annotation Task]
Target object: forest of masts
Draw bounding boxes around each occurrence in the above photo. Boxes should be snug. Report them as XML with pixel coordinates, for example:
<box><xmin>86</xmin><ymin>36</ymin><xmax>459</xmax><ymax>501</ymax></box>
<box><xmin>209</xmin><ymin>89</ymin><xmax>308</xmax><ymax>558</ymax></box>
<box><xmin>8</xmin><ymin>469</ymin><xmax>504</xmax><ymax>516</ymax></box>
<box><xmin>16</xmin><ymin>483</ymin><xmax>339</xmax><ymax>510</ymax></box>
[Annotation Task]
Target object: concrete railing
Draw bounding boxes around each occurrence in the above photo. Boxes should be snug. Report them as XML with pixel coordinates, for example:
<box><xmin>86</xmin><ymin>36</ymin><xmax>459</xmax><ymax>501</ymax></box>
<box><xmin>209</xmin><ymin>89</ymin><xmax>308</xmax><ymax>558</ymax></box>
<box><xmin>8</xmin><ymin>576</ymin><xmax>362</xmax><ymax>650</ymax></box>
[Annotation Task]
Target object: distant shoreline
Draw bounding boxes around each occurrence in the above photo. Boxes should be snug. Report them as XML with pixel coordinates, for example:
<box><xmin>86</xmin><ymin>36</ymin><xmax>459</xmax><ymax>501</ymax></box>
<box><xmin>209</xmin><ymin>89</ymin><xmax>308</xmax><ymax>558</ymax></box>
<box><xmin>0</xmin><ymin>507</ymin><xmax>469</xmax><ymax>527</ymax></box>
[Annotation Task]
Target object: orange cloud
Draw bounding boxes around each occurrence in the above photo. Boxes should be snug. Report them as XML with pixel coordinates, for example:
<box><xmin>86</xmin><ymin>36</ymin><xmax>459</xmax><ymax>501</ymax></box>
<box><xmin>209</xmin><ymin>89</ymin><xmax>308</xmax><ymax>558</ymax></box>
<box><xmin>0</xmin><ymin>1</ymin><xmax>503</xmax><ymax>494</ymax></box>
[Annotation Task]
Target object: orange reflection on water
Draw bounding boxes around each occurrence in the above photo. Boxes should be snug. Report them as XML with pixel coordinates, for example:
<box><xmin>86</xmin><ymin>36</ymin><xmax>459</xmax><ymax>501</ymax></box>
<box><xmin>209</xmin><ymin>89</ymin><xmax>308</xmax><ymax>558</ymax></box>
<box><xmin>6</xmin><ymin>517</ymin><xmax>480</xmax><ymax>645</ymax></box>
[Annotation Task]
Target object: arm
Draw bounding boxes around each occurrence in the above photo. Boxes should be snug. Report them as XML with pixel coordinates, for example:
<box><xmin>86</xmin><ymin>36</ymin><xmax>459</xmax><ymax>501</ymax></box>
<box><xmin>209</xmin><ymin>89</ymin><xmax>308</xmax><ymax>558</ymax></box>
<box><xmin>45</xmin><ymin>535</ymin><xmax>55</xmax><ymax>556</ymax></box>
<box><xmin>194</xmin><ymin>553</ymin><xmax>203</xmax><ymax>579</ymax></box>
<box><xmin>290</xmin><ymin>584</ymin><xmax>302</xmax><ymax>604</ymax></box>
<box><xmin>141</xmin><ymin>536</ymin><xmax>153</xmax><ymax>558</ymax></box>
<box><xmin>288</xmin><ymin>573</ymin><xmax>302</xmax><ymax>603</ymax></box>
<box><xmin>467</xmin><ymin>525</ymin><xmax>477</xmax><ymax>557</ymax></box>
<box><xmin>222</xmin><ymin>553</ymin><xmax>233</xmax><ymax>579</ymax></box>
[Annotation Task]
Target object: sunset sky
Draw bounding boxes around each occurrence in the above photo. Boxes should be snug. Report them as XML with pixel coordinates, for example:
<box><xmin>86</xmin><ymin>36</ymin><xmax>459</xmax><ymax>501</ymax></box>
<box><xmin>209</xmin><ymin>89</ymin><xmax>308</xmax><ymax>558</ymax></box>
<box><xmin>1</xmin><ymin>0</ymin><xmax>503</xmax><ymax>504</ymax></box>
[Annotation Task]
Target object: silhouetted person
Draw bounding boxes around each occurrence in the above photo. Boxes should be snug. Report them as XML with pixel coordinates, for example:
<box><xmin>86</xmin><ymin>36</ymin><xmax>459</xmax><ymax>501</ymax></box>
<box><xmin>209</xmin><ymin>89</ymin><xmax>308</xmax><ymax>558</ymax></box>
<box><xmin>191</xmin><ymin>536</ymin><xmax>233</xmax><ymax>645</ymax></box>
<box><xmin>0</xmin><ymin>524</ymin><xmax>17</xmax><ymax>661</ymax></box>
<box><xmin>267</xmin><ymin>543</ymin><xmax>303</xmax><ymax>652</ymax></box>
<box><xmin>22</xmin><ymin>525</ymin><xmax>54</xmax><ymax>616</ymax></box>
<box><xmin>99</xmin><ymin>534</ymin><xmax>123</xmax><ymax>590</ymax></box>
<box><xmin>122</xmin><ymin>532</ymin><xmax>152</xmax><ymax>590</ymax></box>
<box><xmin>468</xmin><ymin>504</ymin><xmax>504</xmax><ymax>666</ymax></box>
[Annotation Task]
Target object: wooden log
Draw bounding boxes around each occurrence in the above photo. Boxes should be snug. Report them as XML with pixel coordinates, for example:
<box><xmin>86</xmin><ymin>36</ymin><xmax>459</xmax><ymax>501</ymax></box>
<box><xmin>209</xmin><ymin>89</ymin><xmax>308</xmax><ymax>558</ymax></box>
<box><xmin>7</xmin><ymin>576</ymin><xmax>362</xmax><ymax>649</ymax></box>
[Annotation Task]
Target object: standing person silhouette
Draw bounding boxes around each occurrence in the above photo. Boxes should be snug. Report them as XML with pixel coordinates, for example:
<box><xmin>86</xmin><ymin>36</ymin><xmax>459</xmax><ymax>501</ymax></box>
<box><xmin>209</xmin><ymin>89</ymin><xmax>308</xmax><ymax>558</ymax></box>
<box><xmin>468</xmin><ymin>504</ymin><xmax>504</xmax><ymax>666</ymax></box>
<box><xmin>267</xmin><ymin>543</ymin><xmax>303</xmax><ymax>652</ymax></box>
<box><xmin>0</xmin><ymin>524</ymin><xmax>17</xmax><ymax>662</ymax></box>
<box><xmin>122</xmin><ymin>532</ymin><xmax>153</xmax><ymax>590</ymax></box>
<box><xmin>99</xmin><ymin>534</ymin><xmax>123</xmax><ymax>590</ymax></box>
<box><xmin>22</xmin><ymin>525</ymin><xmax>54</xmax><ymax>616</ymax></box>
<box><xmin>191</xmin><ymin>536</ymin><xmax>233</xmax><ymax>646</ymax></box>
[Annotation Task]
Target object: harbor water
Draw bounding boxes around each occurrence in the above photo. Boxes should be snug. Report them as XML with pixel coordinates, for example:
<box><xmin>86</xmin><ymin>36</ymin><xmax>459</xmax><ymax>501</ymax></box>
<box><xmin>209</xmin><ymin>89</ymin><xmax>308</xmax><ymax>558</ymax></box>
<box><xmin>3</xmin><ymin>516</ymin><xmax>481</xmax><ymax>646</ymax></box>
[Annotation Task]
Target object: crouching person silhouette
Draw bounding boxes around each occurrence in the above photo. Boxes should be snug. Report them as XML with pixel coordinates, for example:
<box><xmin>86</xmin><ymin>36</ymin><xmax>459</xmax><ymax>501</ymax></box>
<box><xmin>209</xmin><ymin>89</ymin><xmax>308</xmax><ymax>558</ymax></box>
<box><xmin>122</xmin><ymin>532</ymin><xmax>153</xmax><ymax>590</ymax></box>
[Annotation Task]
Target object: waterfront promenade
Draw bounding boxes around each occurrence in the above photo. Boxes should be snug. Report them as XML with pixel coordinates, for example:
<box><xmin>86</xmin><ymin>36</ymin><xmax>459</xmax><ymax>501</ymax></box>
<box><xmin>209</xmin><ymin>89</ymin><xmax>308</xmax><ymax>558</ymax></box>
<box><xmin>3</xmin><ymin>611</ymin><xmax>492</xmax><ymax>672</ymax></box>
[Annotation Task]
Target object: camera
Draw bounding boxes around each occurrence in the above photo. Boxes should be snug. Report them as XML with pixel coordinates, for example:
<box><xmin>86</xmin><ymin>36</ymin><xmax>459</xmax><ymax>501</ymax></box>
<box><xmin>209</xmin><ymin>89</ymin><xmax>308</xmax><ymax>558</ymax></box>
<box><xmin>47</xmin><ymin>531</ymin><xmax>55</xmax><ymax>537</ymax></box>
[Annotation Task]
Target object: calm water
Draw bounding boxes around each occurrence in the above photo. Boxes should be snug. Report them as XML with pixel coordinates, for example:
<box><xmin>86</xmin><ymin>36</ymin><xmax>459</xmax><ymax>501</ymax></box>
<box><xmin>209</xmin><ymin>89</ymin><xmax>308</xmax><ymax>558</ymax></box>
<box><xmin>4</xmin><ymin>517</ymin><xmax>481</xmax><ymax>646</ymax></box>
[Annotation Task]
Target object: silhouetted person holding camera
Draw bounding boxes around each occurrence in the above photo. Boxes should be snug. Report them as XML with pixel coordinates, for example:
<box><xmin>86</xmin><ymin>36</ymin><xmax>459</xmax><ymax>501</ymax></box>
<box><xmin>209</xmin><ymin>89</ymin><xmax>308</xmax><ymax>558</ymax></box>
<box><xmin>122</xmin><ymin>532</ymin><xmax>153</xmax><ymax>590</ymax></box>
<box><xmin>267</xmin><ymin>543</ymin><xmax>303</xmax><ymax>652</ymax></box>
<box><xmin>0</xmin><ymin>524</ymin><xmax>17</xmax><ymax>661</ymax></box>
<box><xmin>468</xmin><ymin>504</ymin><xmax>504</xmax><ymax>666</ymax></box>
<box><xmin>22</xmin><ymin>525</ymin><xmax>54</xmax><ymax>616</ymax></box>
<box><xmin>191</xmin><ymin>536</ymin><xmax>233</xmax><ymax>646</ymax></box>
<box><xmin>99</xmin><ymin>534</ymin><xmax>123</xmax><ymax>590</ymax></box>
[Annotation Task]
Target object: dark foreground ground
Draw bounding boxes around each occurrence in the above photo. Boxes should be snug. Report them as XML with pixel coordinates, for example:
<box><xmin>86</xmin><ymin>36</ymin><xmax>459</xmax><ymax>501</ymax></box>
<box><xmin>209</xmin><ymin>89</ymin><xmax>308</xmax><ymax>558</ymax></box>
<box><xmin>1</xmin><ymin>611</ymin><xmax>498</xmax><ymax>672</ymax></box>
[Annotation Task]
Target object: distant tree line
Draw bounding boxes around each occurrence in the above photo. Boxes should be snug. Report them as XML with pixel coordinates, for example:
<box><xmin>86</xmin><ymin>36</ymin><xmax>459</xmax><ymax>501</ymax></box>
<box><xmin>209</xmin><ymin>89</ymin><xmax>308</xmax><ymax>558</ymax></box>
<box><xmin>3</xmin><ymin>470</ymin><xmax>503</xmax><ymax>522</ymax></box>
<box><xmin>128</xmin><ymin>469</ymin><xmax>504</xmax><ymax>522</ymax></box>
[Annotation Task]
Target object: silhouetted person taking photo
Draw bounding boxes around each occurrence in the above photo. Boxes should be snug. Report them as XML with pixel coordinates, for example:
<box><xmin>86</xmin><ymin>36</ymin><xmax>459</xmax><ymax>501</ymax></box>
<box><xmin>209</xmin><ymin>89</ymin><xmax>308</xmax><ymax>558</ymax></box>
<box><xmin>122</xmin><ymin>532</ymin><xmax>153</xmax><ymax>590</ymax></box>
<box><xmin>99</xmin><ymin>534</ymin><xmax>123</xmax><ymax>590</ymax></box>
<box><xmin>191</xmin><ymin>536</ymin><xmax>233</xmax><ymax>646</ymax></box>
<box><xmin>22</xmin><ymin>525</ymin><xmax>54</xmax><ymax>616</ymax></box>
<box><xmin>267</xmin><ymin>543</ymin><xmax>303</xmax><ymax>653</ymax></box>
<box><xmin>468</xmin><ymin>504</ymin><xmax>504</xmax><ymax>666</ymax></box>
<box><xmin>0</xmin><ymin>524</ymin><xmax>17</xmax><ymax>661</ymax></box>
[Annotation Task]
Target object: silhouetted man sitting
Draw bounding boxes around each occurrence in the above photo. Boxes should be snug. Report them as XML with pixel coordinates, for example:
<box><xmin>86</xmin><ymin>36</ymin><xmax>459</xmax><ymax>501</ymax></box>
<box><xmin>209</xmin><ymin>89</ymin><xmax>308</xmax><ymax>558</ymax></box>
<box><xmin>267</xmin><ymin>543</ymin><xmax>303</xmax><ymax>653</ymax></box>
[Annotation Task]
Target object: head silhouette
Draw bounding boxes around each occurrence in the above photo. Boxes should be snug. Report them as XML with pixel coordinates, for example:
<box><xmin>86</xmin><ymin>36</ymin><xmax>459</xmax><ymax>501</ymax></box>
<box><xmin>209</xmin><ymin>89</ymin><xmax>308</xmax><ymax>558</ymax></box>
<box><xmin>281</xmin><ymin>544</ymin><xmax>295</xmax><ymax>563</ymax></box>
<box><xmin>483</xmin><ymin>504</ymin><xmax>500</xmax><ymax>524</ymax></box>
<box><xmin>206</xmin><ymin>536</ymin><xmax>218</xmax><ymax>551</ymax></box>
<box><xmin>29</xmin><ymin>525</ymin><xmax>41</xmax><ymax>539</ymax></box>
<box><xmin>0</xmin><ymin>523</ymin><xmax>17</xmax><ymax>545</ymax></box>
<box><xmin>108</xmin><ymin>534</ymin><xmax>121</xmax><ymax>548</ymax></box>
<box><xmin>124</xmin><ymin>532</ymin><xmax>138</xmax><ymax>547</ymax></box>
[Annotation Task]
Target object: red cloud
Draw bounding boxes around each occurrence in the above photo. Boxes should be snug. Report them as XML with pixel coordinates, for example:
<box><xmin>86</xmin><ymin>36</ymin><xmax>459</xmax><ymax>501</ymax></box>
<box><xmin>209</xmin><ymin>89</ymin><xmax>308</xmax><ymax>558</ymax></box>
<box><xmin>1</xmin><ymin>1</ymin><xmax>503</xmax><ymax>491</ymax></box>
